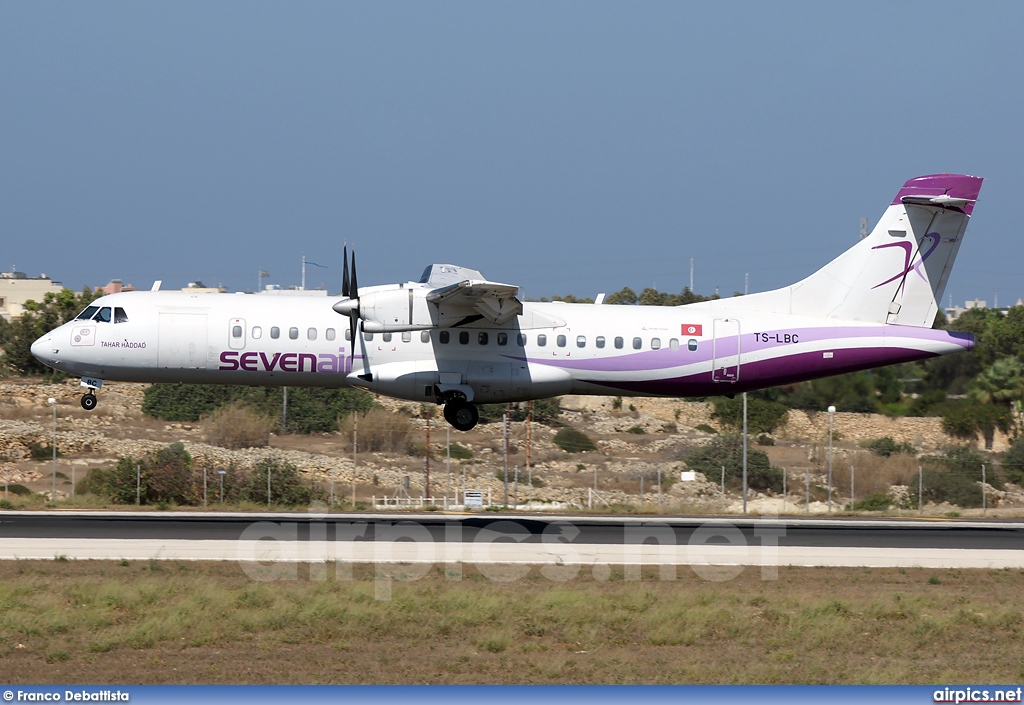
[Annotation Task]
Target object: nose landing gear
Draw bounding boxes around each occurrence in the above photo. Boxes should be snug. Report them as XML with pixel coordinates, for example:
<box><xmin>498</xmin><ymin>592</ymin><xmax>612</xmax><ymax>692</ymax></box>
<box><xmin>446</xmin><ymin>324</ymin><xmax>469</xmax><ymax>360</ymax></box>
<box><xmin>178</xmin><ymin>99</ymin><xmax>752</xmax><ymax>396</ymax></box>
<box><xmin>81</xmin><ymin>392</ymin><xmax>97</xmax><ymax>411</ymax></box>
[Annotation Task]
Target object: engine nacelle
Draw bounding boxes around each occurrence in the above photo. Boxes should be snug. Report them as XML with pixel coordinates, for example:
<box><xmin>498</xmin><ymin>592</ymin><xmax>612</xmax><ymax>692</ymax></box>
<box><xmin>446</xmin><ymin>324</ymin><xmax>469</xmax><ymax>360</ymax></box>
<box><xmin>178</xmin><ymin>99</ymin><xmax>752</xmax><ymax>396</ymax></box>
<box><xmin>356</xmin><ymin>287</ymin><xmax>435</xmax><ymax>333</ymax></box>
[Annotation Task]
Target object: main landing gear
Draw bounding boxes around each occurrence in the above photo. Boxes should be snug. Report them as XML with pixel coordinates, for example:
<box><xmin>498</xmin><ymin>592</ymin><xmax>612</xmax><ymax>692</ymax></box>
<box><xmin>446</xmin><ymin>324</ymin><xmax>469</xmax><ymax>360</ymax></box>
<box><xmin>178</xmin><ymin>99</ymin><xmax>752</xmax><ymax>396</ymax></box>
<box><xmin>81</xmin><ymin>392</ymin><xmax>97</xmax><ymax>411</ymax></box>
<box><xmin>443</xmin><ymin>398</ymin><xmax>479</xmax><ymax>432</ymax></box>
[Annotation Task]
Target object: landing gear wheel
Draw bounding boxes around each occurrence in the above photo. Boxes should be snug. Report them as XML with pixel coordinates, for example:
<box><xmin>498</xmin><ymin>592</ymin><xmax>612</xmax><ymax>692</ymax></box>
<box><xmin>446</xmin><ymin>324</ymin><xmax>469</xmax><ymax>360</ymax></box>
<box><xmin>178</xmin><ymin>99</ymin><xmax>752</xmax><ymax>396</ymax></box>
<box><xmin>81</xmin><ymin>393</ymin><xmax>97</xmax><ymax>411</ymax></box>
<box><xmin>446</xmin><ymin>400</ymin><xmax>479</xmax><ymax>432</ymax></box>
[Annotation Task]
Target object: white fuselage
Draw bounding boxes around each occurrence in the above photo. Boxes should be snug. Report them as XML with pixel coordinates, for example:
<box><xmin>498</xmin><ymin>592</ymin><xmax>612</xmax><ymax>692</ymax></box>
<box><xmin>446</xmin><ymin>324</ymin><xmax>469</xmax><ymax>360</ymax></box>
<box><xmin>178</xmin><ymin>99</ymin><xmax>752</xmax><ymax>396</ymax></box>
<box><xmin>30</xmin><ymin>289</ymin><xmax>972</xmax><ymax>404</ymax></box>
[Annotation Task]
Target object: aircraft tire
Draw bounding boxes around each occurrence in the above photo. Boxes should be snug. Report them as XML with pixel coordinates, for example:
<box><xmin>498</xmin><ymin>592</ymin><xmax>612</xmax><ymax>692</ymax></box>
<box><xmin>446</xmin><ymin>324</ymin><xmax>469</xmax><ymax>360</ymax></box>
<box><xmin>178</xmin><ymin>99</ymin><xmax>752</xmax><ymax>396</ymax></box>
<box><xmin>81</xmin><ymin>393</ymin><xmax>97</xmax><ymax>411</ymax></box>
<box><xmin>447</xmin><ymin>401</ymin><xmax>479</xmax><ymax>432</ymax></box>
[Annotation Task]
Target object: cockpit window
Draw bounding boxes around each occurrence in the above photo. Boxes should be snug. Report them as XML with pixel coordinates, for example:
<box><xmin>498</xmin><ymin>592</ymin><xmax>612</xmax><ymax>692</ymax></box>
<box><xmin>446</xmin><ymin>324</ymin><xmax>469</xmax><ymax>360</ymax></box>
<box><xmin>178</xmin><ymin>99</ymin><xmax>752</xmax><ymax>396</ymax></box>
<box><xmin>76</xmin><ymin>306</ymin><xmax>99</xmax><ymax>320</ymax></box>
<box><xmin>114</xmin><ymin>307</ymin><xmax>128</xmax><ymax>324</ymax></box>
<box><xmin>93</xmin><ymin>307</ymin><xmax>112</xmax><ymax>323</ymax></box>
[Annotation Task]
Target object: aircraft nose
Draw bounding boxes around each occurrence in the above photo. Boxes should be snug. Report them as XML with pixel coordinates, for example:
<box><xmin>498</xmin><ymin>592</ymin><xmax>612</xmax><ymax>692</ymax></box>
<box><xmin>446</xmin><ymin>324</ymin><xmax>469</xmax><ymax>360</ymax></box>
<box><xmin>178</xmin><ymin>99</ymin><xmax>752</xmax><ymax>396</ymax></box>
<box><xmin>31</xmin><ymin>333</ymin><xmax>53</xmax><ymax>364</ymax></box>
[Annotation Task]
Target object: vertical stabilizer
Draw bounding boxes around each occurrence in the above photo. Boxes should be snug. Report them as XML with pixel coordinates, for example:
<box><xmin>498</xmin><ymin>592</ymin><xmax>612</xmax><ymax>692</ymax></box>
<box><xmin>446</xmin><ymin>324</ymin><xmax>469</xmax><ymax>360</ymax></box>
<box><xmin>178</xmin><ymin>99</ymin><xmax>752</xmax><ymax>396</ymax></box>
<box><xmin>727</xmin><ymin>174</ymin><xmax>982</xmax><ymax>328</ymax></box>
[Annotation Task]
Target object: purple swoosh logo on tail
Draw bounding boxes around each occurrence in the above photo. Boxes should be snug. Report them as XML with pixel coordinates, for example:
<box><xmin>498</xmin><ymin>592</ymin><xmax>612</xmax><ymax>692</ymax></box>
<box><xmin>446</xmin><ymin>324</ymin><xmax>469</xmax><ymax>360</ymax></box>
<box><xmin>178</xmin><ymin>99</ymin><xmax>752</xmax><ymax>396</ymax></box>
<box><xmin>871</xmin><ymin>233</ymin><xmax>940</xmax><ymax>289</ymax></box>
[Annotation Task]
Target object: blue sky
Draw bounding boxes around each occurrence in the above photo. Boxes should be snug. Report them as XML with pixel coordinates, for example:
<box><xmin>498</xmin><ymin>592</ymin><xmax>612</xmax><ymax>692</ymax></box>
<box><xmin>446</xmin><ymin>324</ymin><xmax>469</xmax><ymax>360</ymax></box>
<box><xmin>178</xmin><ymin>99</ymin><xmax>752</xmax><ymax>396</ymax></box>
<box><xmin>2</xmin><ymin>1</ymin><xmax>1023</xmax><ymax>305</ymax></box>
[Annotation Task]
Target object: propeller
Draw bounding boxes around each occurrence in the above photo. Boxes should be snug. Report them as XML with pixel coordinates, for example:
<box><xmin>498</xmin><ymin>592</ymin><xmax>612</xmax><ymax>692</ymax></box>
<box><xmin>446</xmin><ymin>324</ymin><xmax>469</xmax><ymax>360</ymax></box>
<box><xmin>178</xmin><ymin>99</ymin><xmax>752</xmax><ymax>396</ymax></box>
<box><xmin>334</xmin><ymin>246</ymin><xmax>371</xmax><ymax>380</ymax></box>
<box><xmin>336</xmin><ymin>246</ymin><xmax>360</xmax><ymax>345</ymax></box>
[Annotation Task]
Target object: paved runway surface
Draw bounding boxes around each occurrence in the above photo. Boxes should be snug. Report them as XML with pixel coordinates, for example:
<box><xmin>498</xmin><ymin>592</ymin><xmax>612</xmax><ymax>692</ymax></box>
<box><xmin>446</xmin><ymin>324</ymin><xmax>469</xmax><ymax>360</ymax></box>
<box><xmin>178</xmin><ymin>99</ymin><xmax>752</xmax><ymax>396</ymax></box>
<box><xmin>2</xmin><ymin>511</ymin><xmax>1023</xmax><ymax>568</ymax></box>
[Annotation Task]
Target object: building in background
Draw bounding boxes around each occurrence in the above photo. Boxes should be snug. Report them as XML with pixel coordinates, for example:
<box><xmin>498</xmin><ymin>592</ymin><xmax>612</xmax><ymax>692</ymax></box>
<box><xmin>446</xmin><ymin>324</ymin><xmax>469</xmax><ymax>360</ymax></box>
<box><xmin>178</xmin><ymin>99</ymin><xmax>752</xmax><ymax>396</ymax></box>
<box><xmin>945</xmin><ymin>297</ymin><xmax>1024</xmax><ymax>321</ymax></box>
<box><xmin>0</xmin><ymin>268</ymin><xmax>64</xmax><ymax>320</ymax></box>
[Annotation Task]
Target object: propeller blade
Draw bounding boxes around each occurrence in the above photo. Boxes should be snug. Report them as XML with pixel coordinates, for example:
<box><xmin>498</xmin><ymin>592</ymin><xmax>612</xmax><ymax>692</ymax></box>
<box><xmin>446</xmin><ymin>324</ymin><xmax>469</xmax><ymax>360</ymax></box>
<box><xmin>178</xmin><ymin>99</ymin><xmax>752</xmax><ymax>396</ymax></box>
<box><xmin>342</xmin><ymin>245</ymin><xmax>350</xmax><ymax>298</ymax></box>
<box><xmin>350</xmin><ymin>250</ymin><xmax>358</xmax><ymax>297</ymax></box>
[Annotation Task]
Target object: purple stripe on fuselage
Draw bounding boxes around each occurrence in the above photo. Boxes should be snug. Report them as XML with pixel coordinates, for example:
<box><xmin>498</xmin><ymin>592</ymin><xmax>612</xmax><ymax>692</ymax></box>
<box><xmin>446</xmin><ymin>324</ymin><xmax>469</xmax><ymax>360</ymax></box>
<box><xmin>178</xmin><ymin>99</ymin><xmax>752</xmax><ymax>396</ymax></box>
<box><xmin>586</xmin><ymin>346</ymin><xmax>944</xmax><ymax>397</ymax></box>
<box><xmin>508</xmin><ymin>326</ymin><xmax>971</xmax><ymax>374</ymax></box>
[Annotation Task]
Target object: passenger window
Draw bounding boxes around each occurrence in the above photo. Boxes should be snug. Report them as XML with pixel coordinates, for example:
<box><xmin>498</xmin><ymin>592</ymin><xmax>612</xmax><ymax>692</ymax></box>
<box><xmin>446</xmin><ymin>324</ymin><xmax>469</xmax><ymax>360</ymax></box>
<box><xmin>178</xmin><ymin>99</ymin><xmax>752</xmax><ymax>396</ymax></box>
<box><xmin>517</xmin><ymin>334</ymin><xmax>527</xmax><ymax>346</ymax></box>
<box><xmin>326</xmin><ymin>328</ymin><xmax>336</xmax><ymax>341</ymax></box>
<box><xmin>114</xmin><ymin>307</ymin><xmax>128</xmax><ymax>323</ymax></box>
<box><xmin>344</xmin><ymin>328</ymin><xmax>351</xmax><ymax>341</ymax></box>
<box><xmin>76</xmin><ymin>306</ymin><xmax>99</xmax><ymax>320</ymax></box>
<box><xmin>271</xmin><ymin>327</ymin><xmax>280</xmax><ymax>339</ymax></box>
<box><xmin>687</xmin><ymin>338</ymin><xmax>698</xmax><ymax>352</ymax></box>
<box><xmin>440</xmin><ymin>331</ymin><xmax>450</xmax><ymax>344</ymax></box>
<box><xmin>289</xmin><ymin>327</ymin><xmax>299</xmax><ymax>340</ymax></box>
<box><xmin>497</xmin><ymin>332</ymin><xmax>508</xmax><ymax>346</ymax></box>
<box><xmin>93</xmin><ymin>307</ymin><xmax>111</xmax><ymax>323</ymax></box>
<box><xmin>669</xmin><ymin>338</ymin><xmax>679</xmax><ymax>351</ymax></box>
<box><xmin>402</xmin><ymin>332</ymin><xmax>411</xmax><ymax>343</ymax></box>
<box><xmin>232</xmin><ymin>325</ymin><xmax>243</xmax><ymax>339</ymax></box>
<box><xmin>632</xmin><ymin>337</ymin><xmax>642</xmax><ymax>350</ymax></box>
<box><xmin>577</xmin><ymin>335</ymin><xmax>586</xmax><ymax>348</ymax></box>
<box><xmin>614</xmin><ymin>337</ymin><xmax>624</xmax><ymax>349</ymax></box>
<box><xmin>364</xmin><ymin>331</ymin><xmax>374</xmax><ymax>341</ymax></box>
<box><xmin>537</xmin><ymin>334</ymin><xmax>547</xmax><ymax>347</ymax></box>
<box><xmin>382</xmin><ymin>332</ymin><xmax>392</xmax><ymax>342</ymax></box>
<box><xmin>651</xmin><ymin>338</ymin><xmax>661</xmax><ymax>350</ymax></box>
<box><xmin>308</xmin><ymin>328</ymin><xmax>317</xmax><ymax>341</ymax></box>
<box><xmin>421</xmin><ymin>331</ymin><xmax>430</xmax><ymax>343</ymax></box>
<box><xmin>459</xmin><ymin>331</ymin><xmax>469</xmax><ymax>345</ymax></box>
<box><xmin>478</xmin><ymin>332</ymin><xmax>488</xmax><ymax>345</ymax></box>
<box><xmin>596</xmin><ymin>336</ymin><xmax>606</xmax><ymax>349</ymax></box>
<box><xmin>252</xmin><ymin>326</ymin><xmax>262</xmax><ymax>340</ymax></box>
<box><xmin>557</xmin><ymin>335</ymin><xmax>567</xmax><ymax>347</ymax></box>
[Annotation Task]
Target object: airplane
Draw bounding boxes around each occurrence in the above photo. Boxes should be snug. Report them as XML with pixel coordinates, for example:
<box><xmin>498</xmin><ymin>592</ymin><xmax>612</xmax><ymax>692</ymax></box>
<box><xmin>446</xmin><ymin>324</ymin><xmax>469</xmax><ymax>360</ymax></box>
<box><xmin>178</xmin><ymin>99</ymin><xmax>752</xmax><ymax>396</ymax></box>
<box><xmin>31</xmin><ymin>173</ymin><xmax>982</xmax><ymax>432</ymax></box>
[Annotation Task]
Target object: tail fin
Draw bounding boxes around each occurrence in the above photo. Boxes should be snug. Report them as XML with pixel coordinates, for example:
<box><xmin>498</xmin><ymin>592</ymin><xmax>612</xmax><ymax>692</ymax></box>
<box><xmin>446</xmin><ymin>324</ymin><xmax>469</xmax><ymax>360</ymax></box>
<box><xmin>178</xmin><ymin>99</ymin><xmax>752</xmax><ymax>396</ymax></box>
<box><xmin>733</xmin><ymin>174</ymin><xmax>982</xmax><ymax>327</ymax></box>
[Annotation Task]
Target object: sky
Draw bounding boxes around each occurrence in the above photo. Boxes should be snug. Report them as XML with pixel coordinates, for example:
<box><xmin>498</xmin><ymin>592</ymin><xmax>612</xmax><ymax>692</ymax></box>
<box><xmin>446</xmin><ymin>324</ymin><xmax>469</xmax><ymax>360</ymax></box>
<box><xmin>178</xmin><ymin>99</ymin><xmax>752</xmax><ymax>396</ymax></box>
<box><xmin>3</xmin><ymin>1</ymin><xmax>1024</xmax><ymax>306</ymax></box>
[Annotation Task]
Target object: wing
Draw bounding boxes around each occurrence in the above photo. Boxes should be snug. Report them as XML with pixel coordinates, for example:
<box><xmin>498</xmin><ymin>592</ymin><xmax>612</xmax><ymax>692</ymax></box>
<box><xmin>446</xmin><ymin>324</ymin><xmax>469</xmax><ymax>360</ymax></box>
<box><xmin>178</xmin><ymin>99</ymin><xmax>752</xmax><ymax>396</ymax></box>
<box><xmin>427</xmin><ymin>279</ymin><xmax>523</xmax><ymax>326</ymax></box>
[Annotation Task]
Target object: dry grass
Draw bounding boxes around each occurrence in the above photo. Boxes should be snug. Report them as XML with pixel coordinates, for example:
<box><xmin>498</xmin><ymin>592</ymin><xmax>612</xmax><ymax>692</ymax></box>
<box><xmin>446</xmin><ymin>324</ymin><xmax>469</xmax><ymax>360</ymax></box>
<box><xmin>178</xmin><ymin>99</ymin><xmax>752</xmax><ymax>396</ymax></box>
<box><xmin>2</xmin><ymin>561</ymin><xmax>1024</xmax><ymax>684</ymax></box>
<box><xmin>202</xmin><ymin>403</ymin><xmax>277</xmax><ymax>449</ymax></box>
<box><xmin>341</xmin><ymin>408</ymin><xmax>412</xmax><ymax>453</ymax></box>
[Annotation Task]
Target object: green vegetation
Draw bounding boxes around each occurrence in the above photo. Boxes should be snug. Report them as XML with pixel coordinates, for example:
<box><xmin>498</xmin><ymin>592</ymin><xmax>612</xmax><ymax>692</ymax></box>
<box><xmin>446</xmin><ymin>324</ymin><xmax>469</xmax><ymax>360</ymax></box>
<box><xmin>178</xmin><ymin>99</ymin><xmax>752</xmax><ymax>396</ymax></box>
<box><xmin>478</xmin><ymin>398</ymin><xmax>562</xmax><ymax>426</ymax></box>
<box><xmin>850</xmin><ymin>492</ymin><xmax>894</xmax><ymax>512</ymax></box>
<box><xmin>711</xmin><ymin>396</ymin><xmax>789</xmax><ymax>434</ymax></box>
<box><xmin>79</xmin><ymin>442</ymin><xmax>323</xmax><ymax>507</ymax></box>
<box><xmin>445</xmin><ymin>442</ymin><xmax>473</xmax><ymax>460</ymax></box>
<box><xmin>626</xmin><ymin>426</ymin><xmax>646</xmax><ymax>435</ymax></box>
<box><xmin>28</xmin><ymin>442</ymin><xmax>61</xmax><ymax>461</ymax></box>
<box><xmin>3</xmin><ymin>561</ymin><xmax>1024</xmax><ymax>684</ymax></box>
<box><xmin>863</xmin><ymin>436</ymin><xmax>916</xmax><ymax>458</ymax></box>
<box><xmin>142</xmin><ymin>383</ymin><xmax>374</xmax><ymax>433</ymax></box>
<box><xmin>552</xmin><ymin>426</ymin><xmax>597</xmax><ymax>453</ymax></box>
<box><xmin>0</xmin><ymin>287</ymin><xmax>102</xmax><ymax>375</ymax></box>
<box><xmin>684</xmin><ymin>433</ymin><xmax>783</xmax><ymax>492</ymax></box>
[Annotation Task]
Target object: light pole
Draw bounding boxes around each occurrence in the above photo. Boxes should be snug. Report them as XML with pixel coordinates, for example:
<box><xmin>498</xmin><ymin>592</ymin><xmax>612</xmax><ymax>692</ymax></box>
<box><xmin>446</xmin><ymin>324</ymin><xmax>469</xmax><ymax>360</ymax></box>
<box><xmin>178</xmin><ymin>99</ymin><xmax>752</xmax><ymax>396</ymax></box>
<box><xmin>742</xmin><ymin>392</ymin><xmax>748</xmax><ymax>514</ymax></box>
<box><xmin>827</xmin><ymin>405</ymin><xmax>836</xmax><ymax>513</ymax></box>
<box><xmin>218</xmin><ymin>470</ymin><xmax>226</xmax><ymax>503</ymax></box>
<box><xmin>47</xmin><ymin>398</ymin><xmax>56</xmax><ymax>501</ymax></box>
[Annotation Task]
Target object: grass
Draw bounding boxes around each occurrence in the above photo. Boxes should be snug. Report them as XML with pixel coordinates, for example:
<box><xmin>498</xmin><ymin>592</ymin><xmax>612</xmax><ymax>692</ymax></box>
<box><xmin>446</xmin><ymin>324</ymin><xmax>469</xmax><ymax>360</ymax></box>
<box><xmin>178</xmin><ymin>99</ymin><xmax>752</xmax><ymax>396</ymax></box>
<box><xmin>1</xmin><ymin>561</ymin><xmax>1024</xmax><ymax>684</ymax></box>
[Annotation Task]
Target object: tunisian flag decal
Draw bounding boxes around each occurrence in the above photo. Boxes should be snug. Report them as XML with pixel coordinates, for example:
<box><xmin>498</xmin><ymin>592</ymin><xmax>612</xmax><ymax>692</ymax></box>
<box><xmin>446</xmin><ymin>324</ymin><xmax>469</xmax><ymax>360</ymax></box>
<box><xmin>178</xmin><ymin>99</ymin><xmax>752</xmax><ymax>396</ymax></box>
<box><xmin>681</xmin><ymin>323</ymin><xmax>703</xmax><ymax>336</ymax></box>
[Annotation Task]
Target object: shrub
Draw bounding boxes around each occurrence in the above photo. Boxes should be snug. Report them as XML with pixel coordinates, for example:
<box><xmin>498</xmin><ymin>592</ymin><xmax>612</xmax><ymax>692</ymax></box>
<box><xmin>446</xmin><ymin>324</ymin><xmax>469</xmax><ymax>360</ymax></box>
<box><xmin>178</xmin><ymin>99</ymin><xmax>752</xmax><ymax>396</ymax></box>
<box><xmin>553</xmin><ymin>426</ymin><xmax>597</xmax><ymax>453</ymax></box>
<box><xmin>685</xmin><ymin>433</ymin><xmax>783</xmax><ymax>492</ymax></box>
<box><xmin>851</xmin><ymin>492</ymin><xmax>893</xmax><ymax>511</ymax></box>
<box><xmin>1002</xmin><ymin>435</ymin><xmax>1024</xmax><ymax>485</ymax></box>
<box><xmin>923</xmin><ymin>446</ymin><xmax>1001</xmax><ymax>490</ymax></box>
<box><xmin>755</xmin><ymin>433</ymin><xmax>775</xmax><ymax>446</ymax></box>
<box><xmin>28</xmin><ymin>442</ymin><xmax>61</xmax><ymax>461</ymax></box>
<box><xmin>626</xmin><ymin>426</ymin><xmax>646</xmax><ymax>435</ymax></box>
<box><xmin>445</xmin><ymin>442</ymin><xmax>473</xmax><ymax>460</ymax></box>
<box><xmin>921</xmin><ymin>468</ymin><xmax>984</xmax><ymax>508</ymax></box>
<box><xmin>345</xmin><ymin>408</ymin><xmax>412</xmax><ymax>453</ymax></box>
<box><xmin>694</xmin><ymin>423</ymin><xmax>717</xmax><ymax>434</ymax></box>
<box><xmin>863</xmin><ymin>436</ymin><xmax>916</xmax><ymax>458</ymax></box>
<box><xmin>711</xmin><ymin>396</ymin><xmax>789</xmax><ymax>434</ymax></box>
<box><xmin>143</xmin><ymin>383</ymin><xmax>375</xmax><ymax>432</ymax></box>
<box><xmin>2</xmin><ymin>483</ymin><xmax>33</xmax><ymax>496</ymax></box>
<box><xmin>143</xmin><ymin>442</ymin><xmax>197</xmax><ymax>505</ymax></box>
<box><xmin>243</xmin><ymin>457</ymin><xmax>323</xmax><ymax>507</ymax></box>
<box><xmin>202</xmin><ymin>403</ymin><xmax>276</xmax><ymax>449</ymax></box>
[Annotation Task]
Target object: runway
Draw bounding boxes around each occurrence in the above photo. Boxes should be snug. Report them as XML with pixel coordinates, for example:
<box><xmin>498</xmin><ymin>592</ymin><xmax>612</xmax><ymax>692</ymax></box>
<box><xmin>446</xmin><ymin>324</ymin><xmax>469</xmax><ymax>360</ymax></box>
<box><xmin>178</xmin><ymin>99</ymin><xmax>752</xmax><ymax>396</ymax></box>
<box><xmin>2</xmin><ymin>511</ymin><xmax>1024</xmax><ymax>569</ymax></box>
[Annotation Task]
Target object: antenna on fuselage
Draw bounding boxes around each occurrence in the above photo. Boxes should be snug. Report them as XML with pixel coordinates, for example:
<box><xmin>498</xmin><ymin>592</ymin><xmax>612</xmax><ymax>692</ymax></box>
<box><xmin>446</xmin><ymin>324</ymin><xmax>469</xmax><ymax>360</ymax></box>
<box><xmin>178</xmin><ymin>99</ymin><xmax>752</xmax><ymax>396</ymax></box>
<box><xmin>151</xmin><ymin>281</ymin><xmax>162</xmax><ymax>292</ymax></box>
